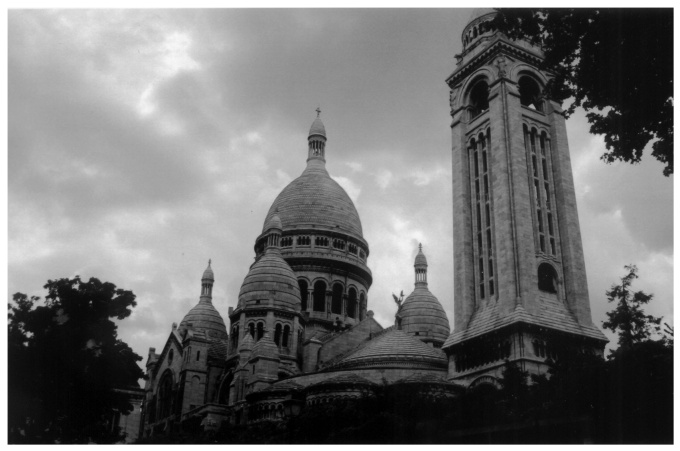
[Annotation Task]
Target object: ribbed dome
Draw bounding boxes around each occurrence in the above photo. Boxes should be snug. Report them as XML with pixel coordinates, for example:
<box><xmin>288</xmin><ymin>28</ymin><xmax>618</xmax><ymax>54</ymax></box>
<box><xmin>179</xmin><ymin>299</ymin><xmax>227</xmax><ymax>339</ymax></box>
<box><xmin>400</xmin><ymin>286</ymin><xmax>450</xmax><ymax>344</ymax></box>
<box><xmin>238</xmin><ymin>247</ymin><xmax>301</xmax><ymax>312</ymax></box>
<box><xmin>309</xmin><ymin>116</ymin><xmax>326</xmax><ymax>138</ymax></box>
<box><xmin>262</xmin><ymin>161</ymin><xmax>363</xmax><ymax>237</ymax></box>
<box><xmin>415</xmin><ymin>244</ymin><xmax>427</xmax><ymax>267</ymax></box>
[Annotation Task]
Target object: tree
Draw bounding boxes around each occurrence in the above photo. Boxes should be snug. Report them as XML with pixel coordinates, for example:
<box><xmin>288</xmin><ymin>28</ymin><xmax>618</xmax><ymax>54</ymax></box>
<box><xmin>8</xmin><ymin>276</ymin><xmax>144</xmax><ymax>444</ymax></box>
<box><xmin>602</xmin><ymin>264</ymin><xmax>662</xmax><ymax>350</ymax></box>
<box><xmin>492</xmin><ymin>9</ymin><xmax>673</xmax><ymax>176</ymax></box>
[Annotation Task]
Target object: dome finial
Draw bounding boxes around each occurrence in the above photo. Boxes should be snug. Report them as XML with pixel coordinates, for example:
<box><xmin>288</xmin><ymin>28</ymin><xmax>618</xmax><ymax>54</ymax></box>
<box><xmin>316</xmin><ymin>106</ymin><xmax>321</xmax><ymax>117</ymax></box>
<box><xmin>308</xmin><ymin>109</ymin><xmax>327</xmax><ymax>163</ymax></box>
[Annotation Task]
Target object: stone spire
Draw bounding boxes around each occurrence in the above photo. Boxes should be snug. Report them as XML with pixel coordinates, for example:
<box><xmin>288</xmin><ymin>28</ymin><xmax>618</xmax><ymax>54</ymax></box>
<box><xmin>307</xmin><ymin>108</ymin><xmax>327</xmax><ymax>163</ymax></box>
<box><xmin>414</xmin><ymin>243</ymin><xmax>428</xmax><ymax>286</ymax></box>
<box><xmin>200</xmin><ymin>259</ymin><xmax>214</xmax><ymax>302</ymax></box>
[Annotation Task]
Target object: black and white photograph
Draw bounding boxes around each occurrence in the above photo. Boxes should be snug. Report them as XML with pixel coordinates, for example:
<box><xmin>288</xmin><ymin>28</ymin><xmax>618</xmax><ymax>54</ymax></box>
<box><xmin>7</xmin><ymin>6</ymin><xmax>673</xmax><ymax>444</ymax></box>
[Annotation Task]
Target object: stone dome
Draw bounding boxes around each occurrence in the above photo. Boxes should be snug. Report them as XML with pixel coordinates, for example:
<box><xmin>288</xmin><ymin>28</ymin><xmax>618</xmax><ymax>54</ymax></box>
<box><xmin>262</xmin><ymin>160</ymin><xmax>363</xmax><ymax>237</ymax></box>
<box><xmin>238</xmin><ymin>247</ymin><xmax>301</xmax><ymax>312</ymax></box>
<box><xmin>202</xmin><ymin>260</ymin><xmax>214</xmax><ymax>281</ymax></box>
<box><xmin>179</xmin><ymin>299</ymin><xmax>227</xmax><ymax>339</ymax></box>
<box><xmin>309</xmin><ymin>115</ymin><xmax>326</xmax><ymax>138</ymax></box>
<box><xmin>400</xmin><ymin>287</ymin><xmax>450</xmax><ymax>345</ymax></box>
<box><xmin>414</xmin><ymin>244</ymin><xmax>427</xmax><ymax>267</ymax></box>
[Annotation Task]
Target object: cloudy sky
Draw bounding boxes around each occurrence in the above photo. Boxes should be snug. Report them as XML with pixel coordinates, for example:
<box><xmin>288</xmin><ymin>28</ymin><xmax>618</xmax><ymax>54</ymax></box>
<box><xmin>8</xmin><ymin>9</ymin><xmax>673</xmax><ymax>375</ymax></box>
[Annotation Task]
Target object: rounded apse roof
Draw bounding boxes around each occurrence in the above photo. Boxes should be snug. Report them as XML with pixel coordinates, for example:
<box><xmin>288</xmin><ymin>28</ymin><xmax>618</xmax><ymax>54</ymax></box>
<box><xmin>262</xmin><ymin>160</ymin><xmax>363</xmax><ymax>238</ymax></box>
<box><xmin>400</xmin><ymin>286</ymin><xmax>450</xmax><ymax>344</ymax></box>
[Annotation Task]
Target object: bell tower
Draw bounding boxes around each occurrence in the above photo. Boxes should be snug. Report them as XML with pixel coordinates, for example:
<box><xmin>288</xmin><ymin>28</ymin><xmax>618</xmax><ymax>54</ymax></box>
<box><xmin>443</xmin><ymin>9</ymin><xmax>607</xmax><ymax>386</ymax></box>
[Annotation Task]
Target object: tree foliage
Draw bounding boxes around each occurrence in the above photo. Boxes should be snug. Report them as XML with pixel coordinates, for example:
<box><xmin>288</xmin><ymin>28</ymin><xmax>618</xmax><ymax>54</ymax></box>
<box><xmin>492</xmin><ymin>8</ymin><xmax>673</xmax><ymax>175</ymax></box>
<box><xmin>602</xmin><ymin>264</ymin><xmax>662</xmax><ymax>349</ymax></box>
<box><xmin>8</xmin><ymin>276</ymin><xmax>144</xmax><ymax>444</ymax></box>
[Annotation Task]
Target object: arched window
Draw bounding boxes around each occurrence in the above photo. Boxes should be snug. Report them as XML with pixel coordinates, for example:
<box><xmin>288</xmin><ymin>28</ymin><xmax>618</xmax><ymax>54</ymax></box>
<box><xmin>359</xmin><ymin>292</ymin><xmax>366</xmax><ymax>320</ymax></box>
<box><xmin>282</xmin><ymin>325</ymin><xmax>290</xmax><ymax>347</ymax></box>
<box><xmin>298</xmin><ymin>279</ymin><xmax>309</xmax><ymax>311</ymax></box>
<box><xmin>538</xmin><ymin>263</ymin><xmax>558</xmax><ymax>293</ymax></box>
<box><xmin>274</xmin><ymin>323</ymin><xmax>282</xmax><ymax>346</ymax></box>
<box><xmin>347</xmin><ymin>287</ymin><xmax>357</xmax><ymax>319</ymax></box>
<box><xmin>168</xmin><ymin>349</ymin><xmax>174</xmax><ymax>364</ymax></box>
<box><xmin>519</xmin><ymin>76</ymin><xmax>544</xmax><ymax>112</ymax></box>
<box><xmin>157</xmin><ymin>371</ymin><xmax>173</xmax><ymax>419</ymax></box>
<box><xmin>248</xmin><ymin>322</ymin><xmax>255</xmax><ymax>338</ymax></box>
<box><xmin>231</xmin><ymin>324</ymin><xmax>239</xmax><ymax>349</ymax></box>
<box><xmin>257</xmin><ymin>322</ymin><xmax>264</xmax><ymax>341</ymax></box>
<box><xmin>469</xmin><ymin>80</ymin><xmax>490</xmax><ymax>119</ymax></box>
<box><xmin>313</xmin><ymin>281</ymin><xmax>326</xmax><ymax>312</ymax></box>
<box><xmin>331</xmin><ymin>283</ymin><xmax>343</xmax><ymax>314</ymax></box>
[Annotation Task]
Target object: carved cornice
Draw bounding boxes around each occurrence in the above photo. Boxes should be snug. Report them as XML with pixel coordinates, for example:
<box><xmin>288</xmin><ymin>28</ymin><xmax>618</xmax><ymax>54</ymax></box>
<box><xmin>447</xmin><ymin>38</ymin><xmax>545</xmax><ymax>88</ymax></box>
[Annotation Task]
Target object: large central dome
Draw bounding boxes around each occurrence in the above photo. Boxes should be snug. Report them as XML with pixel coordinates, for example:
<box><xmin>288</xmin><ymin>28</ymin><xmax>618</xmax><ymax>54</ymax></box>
<box><xmin>262</xmin><ymin>161</ymin><xmax>363</xmax><ymax>237</ymax></box>
<box><xmin>261</xmin><ymin>112</ymin><xmax>363</xmax><ymax>238</ymax></box>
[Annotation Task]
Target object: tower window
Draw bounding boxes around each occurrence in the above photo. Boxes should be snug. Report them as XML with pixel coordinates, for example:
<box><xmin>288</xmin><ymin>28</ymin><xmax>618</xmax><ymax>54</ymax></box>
<box><xmin>538</xmin><ymin>263</ymin><xmax>558</xmax><ymax>293</ymax></box>
<box><xmin>256</xmin><ymin>322</ymin><xmax>264</xmax><ymax>341</ymax></box>
<box><xmin>274</xmin><ymin>323</ymin><xmax>282</xmax><ymax>346</ymax></box>
<box><xmin>519</xmin><ymin>76</ymin><xmax>544</xmax><ymax>112</ymax></box>
<box><xmin>468</xmin><ymin>80</ymin><xmax>489</xmax><ymax>119</ymax></box>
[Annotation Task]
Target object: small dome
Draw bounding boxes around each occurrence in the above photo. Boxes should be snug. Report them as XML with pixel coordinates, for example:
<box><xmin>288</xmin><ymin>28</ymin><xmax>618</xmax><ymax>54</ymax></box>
<box><xmin>238</xmin><ymin>248</ymin><xmax>301</xmax><ymax>312</ymax></box>
<box><xmin>309</xmin><ymin>114</ymin><xmax>326</xmax><ymax>138</ymax></box>
<box><xmin>179</xmin><ymin>299</ymin><xmax>227</xmax><ymax>340</ymax></box>
<box><xmin>264</xmin><ymin>213</ymin><xmax>282</xmax><ymax>232</ymax></box>
<box><xmin>400</xmin><ymin>286</ymin><xmax>450</xmax><ymax>345</ymax></box>
<box><xmin>202</xmin><ymin>260</ymin><xmax>214</xmax><ymax>281</ymax></box>
<box><xmin>414</xmin><ymin>243</ymin><xmax>427</xmax><ymax>267</ymax></box>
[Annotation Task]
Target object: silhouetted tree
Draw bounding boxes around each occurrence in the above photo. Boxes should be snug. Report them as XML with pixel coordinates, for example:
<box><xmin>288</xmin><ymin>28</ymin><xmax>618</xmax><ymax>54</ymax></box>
<box><xmin>8</xmin><ymin>276</ymin><xmax>144</xmax><ymax>444</ymax></box>
<box><xmin>602</xmin><ymin>264</ymin><xmax>662</xmax><ymax>350</ymax></box>
<box><xmin>492</xmin><ymin>8</ymin><xmax>673</xmax><ymax>175</ymax></box>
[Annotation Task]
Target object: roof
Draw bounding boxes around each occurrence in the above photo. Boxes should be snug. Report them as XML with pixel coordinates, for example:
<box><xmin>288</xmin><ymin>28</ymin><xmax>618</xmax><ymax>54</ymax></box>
<box><xmin>330</xmin><ymin>328</ymin><xmax>447</xmax><ymax>370</ymax></box>
<box><xmin>394</xmin><ymin>372</ymin><xmax>457</xmax><ymax>386</ymax></box>
<box><xmin>179</xmin><ymin>299</ymin><xmax>227</xmax><ymax>340</ymax></box>
<box><xmin>308</xmin><ymin>373</ymin><xmax>376</xmax><ymax>389</ymax></box>
<box><xmin>309</xmin><ymin>115</ymin><xmax>326</xmax><ymax>138</ymax></box>
<box><xmin>400</xmin><ymin>286</ymin><xmax>450</xmax><ymax>343</ymax></box>
<box><xmin>414</xmin><ymin>244</ymin><xmax>427</xmax><ymax>267</ymax></box>
<box><xmin>201</xmin><ymin>260</ymin><xmax>214</xmax><ymax>281</ymax></box>
<box><xmin>443</xmin><ymin>299</ymin><xmax>608</xmax><ymax>349</ymax></box>
<box><xmin>262</xmin><ymin>160</ymin><xmax>363</xmax><ymax>238</ymax></box>
<box><xmin>208</xmin><ymin>340</ymin><xmax>229</xmax><ymax>360</ymax></box>
<box><xmin>238</xmin><ymin>247</ymin><xmax>301</xmax><ymax>312</ymax></box>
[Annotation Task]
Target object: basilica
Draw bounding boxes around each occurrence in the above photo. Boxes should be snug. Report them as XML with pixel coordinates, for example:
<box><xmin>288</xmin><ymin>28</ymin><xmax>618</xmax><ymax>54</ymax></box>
<box><xmin>140</xmin><ymin>9</ymin><xmax>607</xmax><ymax>438</ymax></box>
